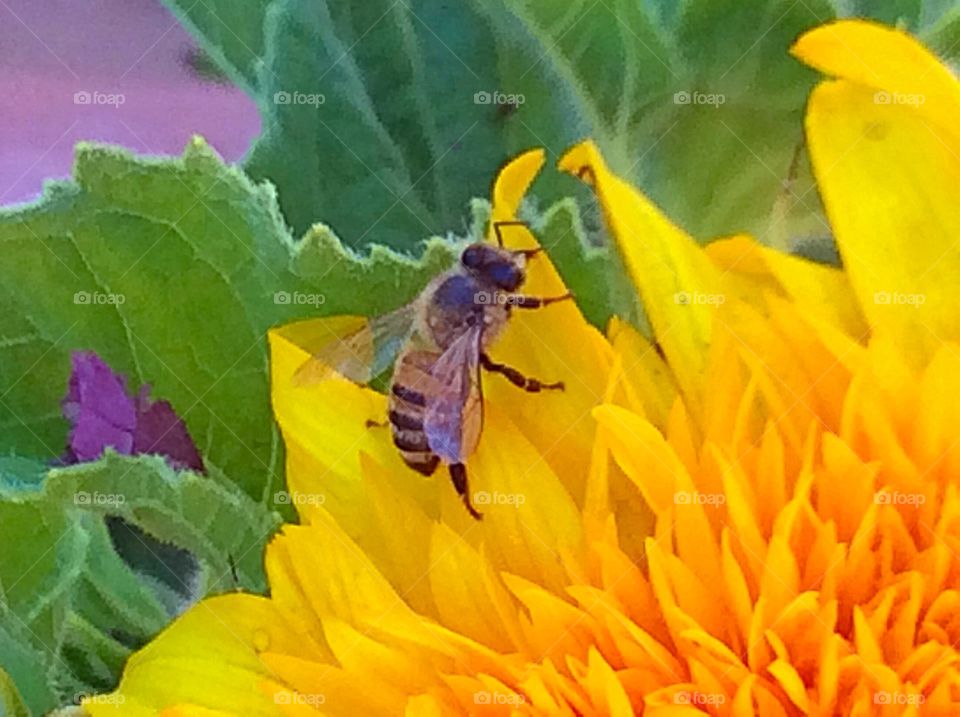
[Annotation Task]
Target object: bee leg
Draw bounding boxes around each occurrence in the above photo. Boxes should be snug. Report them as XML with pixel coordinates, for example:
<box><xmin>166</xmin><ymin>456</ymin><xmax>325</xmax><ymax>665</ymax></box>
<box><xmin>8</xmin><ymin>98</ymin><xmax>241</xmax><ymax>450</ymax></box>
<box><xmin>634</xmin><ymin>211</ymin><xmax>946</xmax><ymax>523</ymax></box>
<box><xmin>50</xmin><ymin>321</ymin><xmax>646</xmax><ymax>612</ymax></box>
<box><xmin>509</xmin><ymin>292</ymin><xmax>574</xmax><ymax>309</ymax></box>
<box><xmin>480</xmin><ymin>353</ymin><xmax>564</xmax><ymax>392</ymax></box>
<box><xmin>365</xmin><ymin>419</ymin><xmax>388</xmax><ymax>428</ymax></box>
<box><xmin>449</xmin><ymin>463</ymin><xmax>483</xmax><ymax>520</ymax></box>
<box><xmin>492</xmin><ymin>220</ymin><xmax>528</xmax><ymax>248</ymax></box>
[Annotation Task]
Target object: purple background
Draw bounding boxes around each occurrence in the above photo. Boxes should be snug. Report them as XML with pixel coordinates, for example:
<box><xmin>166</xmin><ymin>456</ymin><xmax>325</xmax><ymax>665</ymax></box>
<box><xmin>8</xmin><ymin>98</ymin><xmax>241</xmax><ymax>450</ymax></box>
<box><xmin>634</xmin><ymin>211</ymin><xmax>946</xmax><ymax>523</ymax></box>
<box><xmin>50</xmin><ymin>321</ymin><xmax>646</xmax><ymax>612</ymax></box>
<box><xmin>0</xmin><ymin>0</ymin><xmax>260</xmax><ymax>206</ymax></box>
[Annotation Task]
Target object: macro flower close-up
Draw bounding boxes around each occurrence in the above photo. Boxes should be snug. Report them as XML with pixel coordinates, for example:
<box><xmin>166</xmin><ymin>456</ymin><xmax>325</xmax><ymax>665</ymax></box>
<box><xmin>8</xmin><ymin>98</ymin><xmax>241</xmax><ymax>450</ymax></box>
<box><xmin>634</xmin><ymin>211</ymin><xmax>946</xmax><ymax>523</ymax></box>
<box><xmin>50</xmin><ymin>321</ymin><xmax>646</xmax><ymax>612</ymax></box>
<box><xmin>3</xmin><ymin>3</ymin><xmax>960</xmax><ymax>717</ymax></box>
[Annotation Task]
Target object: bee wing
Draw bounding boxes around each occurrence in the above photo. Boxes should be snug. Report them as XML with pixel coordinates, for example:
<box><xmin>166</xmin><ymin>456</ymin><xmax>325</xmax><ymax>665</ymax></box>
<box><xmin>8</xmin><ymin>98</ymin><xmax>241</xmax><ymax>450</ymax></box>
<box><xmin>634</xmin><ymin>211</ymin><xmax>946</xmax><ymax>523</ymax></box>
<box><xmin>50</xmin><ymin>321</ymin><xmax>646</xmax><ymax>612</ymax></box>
<box><xmin>293</xmin><ymin>303</ymin><xmax>419</xmax><ymax>386</ymax></box>
<box><xmin>422</xmin><ymin>325</ymin><xmax>484</xmax><ymax>464</ymax></box>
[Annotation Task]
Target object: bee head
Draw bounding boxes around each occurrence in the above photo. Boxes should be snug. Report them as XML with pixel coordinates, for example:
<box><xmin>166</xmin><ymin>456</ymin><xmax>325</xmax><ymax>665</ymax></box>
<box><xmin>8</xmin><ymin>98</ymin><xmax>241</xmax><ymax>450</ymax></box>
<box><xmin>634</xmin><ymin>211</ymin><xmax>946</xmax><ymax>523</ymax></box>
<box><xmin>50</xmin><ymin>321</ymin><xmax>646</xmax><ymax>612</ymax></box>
<box><xmin>460</xmin><ymin>243</ymin><xmax>525</xmax><ymax>292</ymax></box>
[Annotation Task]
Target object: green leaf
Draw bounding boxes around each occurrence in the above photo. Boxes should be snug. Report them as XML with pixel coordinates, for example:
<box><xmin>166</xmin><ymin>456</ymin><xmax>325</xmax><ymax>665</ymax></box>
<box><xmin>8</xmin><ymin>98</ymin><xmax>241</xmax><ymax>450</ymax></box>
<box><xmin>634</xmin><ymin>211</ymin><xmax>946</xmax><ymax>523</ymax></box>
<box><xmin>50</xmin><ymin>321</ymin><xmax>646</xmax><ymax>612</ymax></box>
<box><xmin>523</xmin><ymin>199</ymin><xmax>639</xmax><ymax>331</ymax></box>
<box><xmin>0</xmin><ymin>138</ymin><xmax>464</xmax><ymax>501</ymax></box>
<box><xmin>916</xmin><ymin>2</ymin><xmax>960</xmax><ymax>60</ymax></box>
<box><xmin>0</xmin><ymin>620</ymin><xmax>55</xmax><ymax>715</ymax></box>
<box><xmin>0</xmin><ymin>457</ymin><xmax>46</xmax><ymax>493</ymax></box>
<box><xmin>164</xmin><ymin>0</ymin><xmax>960</xmax><ymax>255</ymax></box>
<box><xmin>242</xmin><ymin>0</ymin><xmax>582</xmax><ymax>245</ymax></box>
<box><xmin>0</xmin><ymin>453</ymin><xmax>279</xmax><ymax>713</ymax></box>
<box><xmin>160</xmin><ymin>0</ymin><xmax>269</xmax><ymax>93</ymax></box>
<box><xmin>0</xmin><ymin>665</ymin><xmax>30</xmax><ymax>717</ymax></box>
<box><xmin>42</xmin><ymin>453</ymin><xmax>281</xmax><ymax>594</ymax></box>
<box><xmin>0</xmin><ymin>488</ymin><xmax>87</xmax><ymax>713</ymax></box>
<box><xmin>160</xmin><ymin>0</ymin><xmax>839</xmax><ymax>250</ymax></box>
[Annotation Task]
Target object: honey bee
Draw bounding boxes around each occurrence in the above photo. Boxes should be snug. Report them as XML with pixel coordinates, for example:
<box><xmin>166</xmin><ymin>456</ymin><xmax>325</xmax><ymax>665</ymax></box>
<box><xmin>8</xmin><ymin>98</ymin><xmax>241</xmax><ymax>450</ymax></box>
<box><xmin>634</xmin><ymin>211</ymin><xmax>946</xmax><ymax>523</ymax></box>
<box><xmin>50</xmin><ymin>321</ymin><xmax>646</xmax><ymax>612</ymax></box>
<box><xmin>294</xmin><ymin>221</ymin><xmax>571</xmax><ymax>519</ymax></box>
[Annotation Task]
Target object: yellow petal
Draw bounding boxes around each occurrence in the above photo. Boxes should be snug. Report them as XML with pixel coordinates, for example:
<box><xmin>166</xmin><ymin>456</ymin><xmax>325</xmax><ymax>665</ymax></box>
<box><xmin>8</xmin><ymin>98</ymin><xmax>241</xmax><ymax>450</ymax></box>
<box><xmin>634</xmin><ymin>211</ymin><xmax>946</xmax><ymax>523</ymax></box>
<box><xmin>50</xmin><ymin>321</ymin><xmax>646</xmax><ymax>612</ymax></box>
<box><xmin>426</xmin><ymin>522</ymin><xmax>517</xmax><ymax>651</ymax></box>
<box><xmin>263</xmin><ymin>513</ymin><xmax>415</xmax><ymax>629</ymax></box>
<box><xmin>465</xmin><ymin>403</ymin><xmax>583</xmax><ymax>593</ymax></box>
<box><xmin>404</xmin><ymin>695</ymin><xmax>445</xmax><ymax>717</ymax></box>
<box><xmin>486</xmin><ymin>151</ymin><xmax>615</xmax><ymax>501</ymax></box>
<box><xmin>791</xmin><ymin>20</ymin><xmax>960</xmax><ymax>131</ymax></box>
<box><xmin>704</xmin><ymin>234</ymin><xmax>867</xmax><ymax>339</ymax></box>
<box><xmin>490</xmin><ymin>148</ymin><xmax>544</xmax><ymax>225</ymax></box>
<box><xmin>594</xmin><ymin>404</ymin><xmax>682</xmax><ymax>515</ymax></box>
<box><xmin>269</xmin><ymin>321</ymin><xmax>405</xmax><ymax>522</ymax></box>
<box><xmin>583</xmin><ymin>647</ymin><xmax>635</xmax><ymax>717</ymax></box>
<box><xmin>560</xmin><ymin>141</ymin><xmax>726</xmax><ymax>418</ymax></box>
<box><xmin>159</xmin><ymin>707</ymin><xmax>237</xmax><ymax>717</ymax></box>
<box><xmin>607</xmin><ymin>316</ymin><xmax>678</xmax><ymax>430</ymax></box>
<box><xmin>86</xmin><ymin>594</ymin><xmax>296</xmax><ymax>717</ymax></box>
<box><xmin>797</xmin><ymin>24</ymin><xmax>960</xmax><ymax>365</ymax></box>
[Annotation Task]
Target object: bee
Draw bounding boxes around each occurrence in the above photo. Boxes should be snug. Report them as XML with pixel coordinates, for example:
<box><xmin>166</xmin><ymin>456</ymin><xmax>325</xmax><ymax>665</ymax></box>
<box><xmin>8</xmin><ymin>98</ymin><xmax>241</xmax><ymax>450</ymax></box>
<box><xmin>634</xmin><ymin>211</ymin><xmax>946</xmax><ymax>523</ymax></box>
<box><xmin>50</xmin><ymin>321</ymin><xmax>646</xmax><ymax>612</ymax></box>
<box><xmin>294</xmin><ymin>221</ymin><xmax>571</xmax><ymax>519</ymax></box>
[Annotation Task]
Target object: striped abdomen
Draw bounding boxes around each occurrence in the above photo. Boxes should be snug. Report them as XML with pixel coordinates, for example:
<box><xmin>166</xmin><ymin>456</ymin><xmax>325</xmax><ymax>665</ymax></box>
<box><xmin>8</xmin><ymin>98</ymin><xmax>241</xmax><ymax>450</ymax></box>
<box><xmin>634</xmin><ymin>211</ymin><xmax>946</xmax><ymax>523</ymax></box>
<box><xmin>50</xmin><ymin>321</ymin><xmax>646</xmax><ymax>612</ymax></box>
<box><xmin>388</xmin><ymin>350</ymin><xmax>442</xmax><ymax>476</ymax></box>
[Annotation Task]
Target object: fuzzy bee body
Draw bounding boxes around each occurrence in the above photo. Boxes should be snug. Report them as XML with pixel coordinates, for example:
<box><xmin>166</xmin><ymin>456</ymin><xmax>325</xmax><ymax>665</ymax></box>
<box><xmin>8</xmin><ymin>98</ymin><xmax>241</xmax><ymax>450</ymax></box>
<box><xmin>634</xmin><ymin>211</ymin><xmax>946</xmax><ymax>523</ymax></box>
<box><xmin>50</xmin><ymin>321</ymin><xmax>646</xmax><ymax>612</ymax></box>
<box><xmin>388</xmin><ymin>350</ymin><xmax>442</xmax><ymax>476</ymax></box>
<box><xmin>295</xmin><ymin>223</ymin><xmax>570</xmax><ymax>520</ymax></box>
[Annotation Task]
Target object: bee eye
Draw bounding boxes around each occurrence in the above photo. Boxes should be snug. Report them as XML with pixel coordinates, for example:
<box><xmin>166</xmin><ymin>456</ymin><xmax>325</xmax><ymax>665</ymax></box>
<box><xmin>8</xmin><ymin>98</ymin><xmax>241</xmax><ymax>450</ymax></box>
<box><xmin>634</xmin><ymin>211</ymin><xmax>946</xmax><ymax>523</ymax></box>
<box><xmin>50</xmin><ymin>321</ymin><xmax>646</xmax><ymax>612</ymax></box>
<box><xmin>461</xmin><ymin>245</ymin><xmax>484</xmax><ymax>269</ymax></box>
<box><xmin>489</xmin><ymin>263</ymin><xmax>522</xmax><ymax>291</ymax></box>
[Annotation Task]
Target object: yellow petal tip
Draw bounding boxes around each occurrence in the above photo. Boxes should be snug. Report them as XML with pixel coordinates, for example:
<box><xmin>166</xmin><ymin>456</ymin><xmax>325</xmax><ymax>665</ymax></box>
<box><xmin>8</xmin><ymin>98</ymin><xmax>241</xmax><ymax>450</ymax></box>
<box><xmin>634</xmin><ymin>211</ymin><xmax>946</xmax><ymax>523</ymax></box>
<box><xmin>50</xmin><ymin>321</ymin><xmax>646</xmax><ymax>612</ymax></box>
<box><xmin>491</xmin><ymin>147</ymin><xmax>546</xmax><ymax>222</ymax></box>
<box><xmin>790</xmin><ymin>19</ymin><xmax>892</xmax><ymax>65</ymax></box>
<box><xmin>791</xmin><ymin>18</ymin><xmax>960</xmax><ymax>106</ymax></box>
<box><xmin>558</xmin><ymin>140</ymin><xmax>604</xmax><ymax>187</ymax></box>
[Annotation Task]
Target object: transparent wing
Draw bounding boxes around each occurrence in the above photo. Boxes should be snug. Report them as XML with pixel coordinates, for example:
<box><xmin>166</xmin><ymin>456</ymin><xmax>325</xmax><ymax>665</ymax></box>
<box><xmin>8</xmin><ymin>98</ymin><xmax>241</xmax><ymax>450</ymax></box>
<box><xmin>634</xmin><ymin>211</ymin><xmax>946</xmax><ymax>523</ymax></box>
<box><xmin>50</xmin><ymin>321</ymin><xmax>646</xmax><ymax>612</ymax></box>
<box><xmin>293</xmin><ymin>303</ymin><xmax>418</xmax><ymax>385</ymax></box>
<box><xmin>423</xmin><ymin>325</ymin><xmax>484</xmax><ymax>463</ymax></box>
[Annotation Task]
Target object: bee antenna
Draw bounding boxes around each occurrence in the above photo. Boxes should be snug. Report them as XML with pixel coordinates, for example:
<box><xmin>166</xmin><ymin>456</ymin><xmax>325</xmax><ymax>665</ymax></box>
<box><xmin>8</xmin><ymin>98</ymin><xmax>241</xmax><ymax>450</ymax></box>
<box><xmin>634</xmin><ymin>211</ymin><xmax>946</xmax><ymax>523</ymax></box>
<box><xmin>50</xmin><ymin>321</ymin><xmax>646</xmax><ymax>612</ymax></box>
<box><xmin>492</xmin><ymin>220</ymin><xmax>528</xmax><ymax>248</ymax></box>
<box><xmin>513</xmin><ymin>248</ymin><xmax>543</xmax><ymax>259</ymax></box>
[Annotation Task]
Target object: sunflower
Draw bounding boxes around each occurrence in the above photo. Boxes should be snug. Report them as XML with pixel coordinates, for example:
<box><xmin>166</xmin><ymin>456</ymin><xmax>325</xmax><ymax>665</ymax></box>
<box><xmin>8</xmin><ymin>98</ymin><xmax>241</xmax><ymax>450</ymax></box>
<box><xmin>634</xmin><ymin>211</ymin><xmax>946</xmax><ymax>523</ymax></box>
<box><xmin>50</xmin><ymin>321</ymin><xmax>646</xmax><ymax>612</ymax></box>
<box><xmin>83</xmin><ymin>19</ymin><xmax>960</xmax><ymax>716</ymax></box>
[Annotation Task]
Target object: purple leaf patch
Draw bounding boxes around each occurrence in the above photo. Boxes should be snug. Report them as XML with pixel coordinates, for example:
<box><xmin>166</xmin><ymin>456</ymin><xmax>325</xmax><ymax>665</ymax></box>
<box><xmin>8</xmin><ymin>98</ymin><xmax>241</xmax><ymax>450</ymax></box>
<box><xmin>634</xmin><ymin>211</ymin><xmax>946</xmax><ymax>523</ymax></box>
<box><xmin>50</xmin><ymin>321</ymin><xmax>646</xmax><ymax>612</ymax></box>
<box><xmin>62</xmin><ymin>351</ymin><xmax>203</xmax><ymax>472</ymax></box>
